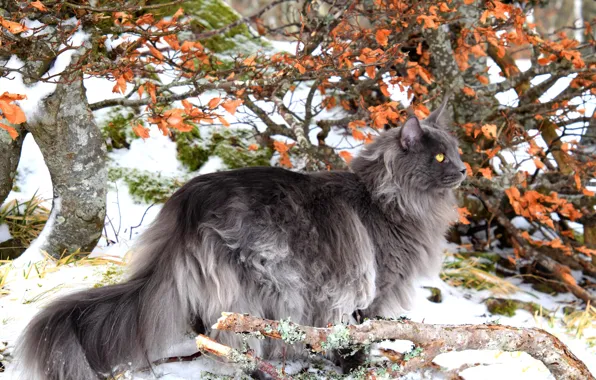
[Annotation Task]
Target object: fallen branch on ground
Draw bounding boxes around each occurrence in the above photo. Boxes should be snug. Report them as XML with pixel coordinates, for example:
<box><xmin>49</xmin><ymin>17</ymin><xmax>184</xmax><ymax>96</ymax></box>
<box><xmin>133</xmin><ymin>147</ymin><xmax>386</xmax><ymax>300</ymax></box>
<box><xmin>196</xmin><ymin>335</ymin><xmax>290</xmax><ymax>380</ymax></box>
<box><xmin>210</xmin><ymin>312</ymin><xmax>594</xmax><ymax>380</ymax></box>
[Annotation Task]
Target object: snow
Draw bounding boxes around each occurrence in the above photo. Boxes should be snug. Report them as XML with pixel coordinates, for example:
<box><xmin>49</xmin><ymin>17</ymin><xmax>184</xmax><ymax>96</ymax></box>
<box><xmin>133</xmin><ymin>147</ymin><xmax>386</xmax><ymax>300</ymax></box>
<box><xmin>0</xmin><ymin>224</ymin><xmax>11</xmax><ymax>244</ymax></box>
<box><xmin>0</xmin><ymin>26</ymin><xmax>89</xmax><ymax>124</ymax></box>
<box><xmin>13</xmin><ymin>196</ymin><xmax>61</xmax><ymax>266</ymax></box>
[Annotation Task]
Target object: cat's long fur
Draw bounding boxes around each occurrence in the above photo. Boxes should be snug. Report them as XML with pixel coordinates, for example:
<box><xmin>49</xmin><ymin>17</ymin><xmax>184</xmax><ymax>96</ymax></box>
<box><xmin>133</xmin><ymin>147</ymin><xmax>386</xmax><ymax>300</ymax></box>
<box><xmin>17</xmin><ymin>100</ymin><xmax>466</xmax><ymax>379</ymax></box>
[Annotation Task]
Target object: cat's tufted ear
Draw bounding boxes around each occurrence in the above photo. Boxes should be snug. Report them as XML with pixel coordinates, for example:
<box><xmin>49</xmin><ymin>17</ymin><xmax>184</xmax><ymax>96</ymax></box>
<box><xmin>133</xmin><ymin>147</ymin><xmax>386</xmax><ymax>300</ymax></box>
<box><xmin>400</xmin><ymin>116</ymin><xmax>423</xmax><ymax>150</ymax></box>
<box><xmin>425</xmin><ymin>93</ymin><xmax>451</xmax><ymax>128</ymax></box>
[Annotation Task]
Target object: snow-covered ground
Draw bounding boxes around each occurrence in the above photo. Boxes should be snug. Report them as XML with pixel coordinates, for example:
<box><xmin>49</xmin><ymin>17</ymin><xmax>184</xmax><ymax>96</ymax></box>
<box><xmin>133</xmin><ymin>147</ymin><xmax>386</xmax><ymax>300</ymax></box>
<box><xmin>1</xmin><ymin>129</ymin><xmax>594</xmax><ymax>379</ymax></box>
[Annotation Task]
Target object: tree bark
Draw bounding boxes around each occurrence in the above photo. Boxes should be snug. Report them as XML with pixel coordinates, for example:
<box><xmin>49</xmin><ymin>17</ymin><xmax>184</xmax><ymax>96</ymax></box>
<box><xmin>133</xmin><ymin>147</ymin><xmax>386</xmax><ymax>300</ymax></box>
<box><xmin>213</xmin><ymin>313</ymin><xmax>594</xmax><ymax>380</ymax></box>
<box><xmin>0</xmin><ymin>124</ymin><xmax>25</xmax><ymax>205</ymax></box>
<box><xmin>24</xmin><ymin>72</ymin><xmax>107</xmax><ymax>259</ymax></box>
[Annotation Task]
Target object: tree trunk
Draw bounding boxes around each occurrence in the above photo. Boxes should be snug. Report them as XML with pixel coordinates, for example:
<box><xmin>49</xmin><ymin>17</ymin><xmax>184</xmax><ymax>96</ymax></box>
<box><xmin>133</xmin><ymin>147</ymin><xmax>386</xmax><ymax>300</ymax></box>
<box><xmin>24</xmin><ymin>73</ymin><xmax>107</xmax><ymax>259</ymax></box>
<box><xmin>0</xmin><ymin>124</ymin><xmax>25</xmax><ymax>205</ymax></box>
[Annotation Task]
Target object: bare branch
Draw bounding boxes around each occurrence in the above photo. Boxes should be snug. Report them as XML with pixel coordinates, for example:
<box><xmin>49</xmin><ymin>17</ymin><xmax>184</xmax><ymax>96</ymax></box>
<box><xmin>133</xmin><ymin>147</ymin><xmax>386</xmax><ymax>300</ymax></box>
<box><xmin>213</xmin><ymin>313</ymin><xmax>594</xmax><ymax>380</ymax></box>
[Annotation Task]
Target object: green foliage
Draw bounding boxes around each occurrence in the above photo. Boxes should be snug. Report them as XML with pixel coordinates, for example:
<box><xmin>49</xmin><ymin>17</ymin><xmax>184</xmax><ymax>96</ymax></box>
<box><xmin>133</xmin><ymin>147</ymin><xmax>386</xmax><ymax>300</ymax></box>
<box><xmin>176</xmin><ymin>127</ymin><xmax>273</xmax><ymax>171</ymax></box>
<box><xmin>100</xmin><ymin>108</ymin><xmax>140</xmax><ymax>151</ymax></box>
<box><xmin>108</xmin><ymin>167</ymin><xmax>185</xmax><ymax>204</ymax></box>
<box><xmin>154</xmin><ymin>0</ymin><xmax>270</xmax><ymax>54</ymax></box>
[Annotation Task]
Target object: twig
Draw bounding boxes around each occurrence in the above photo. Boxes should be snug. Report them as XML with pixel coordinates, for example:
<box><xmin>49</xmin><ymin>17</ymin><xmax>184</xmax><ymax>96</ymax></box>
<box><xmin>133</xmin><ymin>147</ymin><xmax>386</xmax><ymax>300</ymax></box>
<box><xmin>129</xmin><ymin>203</ymin><xmax>156</xmax><ymax>240</ymax></box>
<box><xmin>196</xmin><ymin>335</ymin><xmax>288</xmax><ymax>380</ymax></box>
<box><xmin>62</xmin><ymin>0</ymin><xmax>184</xmax><ymax>12</ymax></box>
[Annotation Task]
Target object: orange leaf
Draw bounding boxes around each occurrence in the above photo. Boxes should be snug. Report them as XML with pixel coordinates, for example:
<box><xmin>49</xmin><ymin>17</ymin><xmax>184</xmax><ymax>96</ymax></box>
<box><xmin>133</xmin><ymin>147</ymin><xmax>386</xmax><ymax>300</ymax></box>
<box><xmin>248</xmin><ymin>144</ymin><xmax>259</xmax><ymax>151</ymax></box>
<box><xmin>163</xmin><ymin>34</ymin><xmax>180</xmax><ymax>50</ymax></box>
<box><xmin>481</xmin><ymin>124</ymin><xmax>497</xmax><ymax>139</ymax></box>
<box><xmin>463</xmin><ymin>162</ymin><xmax>472</xmax><ymax>176</ymax></box>
<box><xmin>30</xmin><ymin>0</ymin><xmax>48</xmax><ymax>11</ymax></box>
<box><xmin>457</xmin><ymin>207</ymin><xmax>471</xmax><ymax>224</ymax></box>
<box><xmin>146</xmin><ymin>82</ymin><xmax>157</xmax><ymax>103</ymax></box>
<box><xmin>476</xmin><ymin>74</ymin><xmax>489</xmax><ymax>85</ymax></box>
<box><xmin>348</xmin><ymin>120</ymin><xmax>367</xmax><ymax>129</ymax></box>
<box><xmin>537</xmin><ymin>57</ymin><xmax>551</xmax><ymax>66</ymax></box>
<box><xmin>273</xmin><ymin>140</ymin><xmax>291</xmax><ymax>153</ymax></box>
<box><xmin>416</xmin><ymin>15</ymin><xmax>437</xmax><ymax>29</ymax></box>
<box><xmin>375</xmin><ymin>29</ymin><xmax>391</xmax><ymax>47</ymax></box>
<box><xmin>147</xmin><ymin>44</ymin><xmax>164</xmax><ymax>60</ymax></box>
<box><xmin>112</xmin><ymin>76</ymin><xmax>127</xmax><ymax>94</ymax></box>
<box><xmin>172</xmin><ymin>7</ymin><xmax>184</xmax><ymax>20</ymax></box>
<box><xmin>582</xmin><ymin>188</ymin><xmax>595</xmax><ymax>196</ymax></box>
<box><xmin>0</xmin><ymin>100</ymin><xmax>26</xmax><ymax>124</ymax></box>
<box><xmin>208</xmin><ymin>97</ymin><xmax>221</xmax><ymax>109</ymax></box>
<box><xmin>352</xmin><ymin>129</ymin><xmax>365</xmax><ymax>141</ymax></box>
<box><xmin>294</xmin><ymin>63</ymin><xmax>306</xmax><ymax>74</ymax></box>
<box><xmin>273</xmin><ymin>140</ymin><xmax>293</xmax><ymax>168</ymax></box>
<box><xmin>132</xmin><ymin>123</ymin><xmax>150</xmax><ymax>139</ymax></box>
<box><xmin>463</xmin><ymin>0</ymin><xmax>475</xmax><ymax>4</ymax></box>
<box><xmin>339</xmin><ymin>150</ymin><xmax>353</xmax><ymax>163</ymax></box>
<box><xmin>0</xmin><ymin>122</ymin><xmax>18</xmax><ymax>139</ymax></box>
<box><xmin>164</xmin><ymin>108</ymin><xmax>185</xmax><ymax>128</ymax></box>
<box><xmin>462</xmin><ymin>87</ymin><xmax>476</xmax><ymax>97</ymax></box>
<box><xmin>137</xmin><ymin>85</ymin><xmax>144</xmax><ymax>98</ymax></box>
<box><xmin>221</xmin><ymin>99</ymin><xmax>243</xmax><ymax>116</ymax></box>
<box><xmin>533</xmin><ymin>158</ymin><xmax>545</xmax><ymax>170</ymax></box>
<box><xmin>243</xmin><ymin>55</ymin><xmax>257</xmax><ymax>66</ymax></box>
<box><xmin>0</xmin><ymin>17</ymin><xmax>28</xmax><ymax>34</ymax></box>
<box><xmin>477</xmin><ymin>167</ymin><xmax>492</xmax><ymax>179</ymax></box>
<box><xmin>574</xmin><ymin>173</ymin><xmax>581</xmax><ymax>190</ymax></box>
<box><xmin>216</xmin><ymin>116</ymin><xmax>230</xmax><ymax>127</ymax></box>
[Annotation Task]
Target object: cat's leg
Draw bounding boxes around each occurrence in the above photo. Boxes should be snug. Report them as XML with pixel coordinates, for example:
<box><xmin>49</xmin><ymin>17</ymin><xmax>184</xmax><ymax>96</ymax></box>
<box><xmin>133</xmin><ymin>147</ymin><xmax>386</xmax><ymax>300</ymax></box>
<box><xmin>335</xmin><ymin>310</ymin><xmax>369</xmax><ymax>374</ymax></box>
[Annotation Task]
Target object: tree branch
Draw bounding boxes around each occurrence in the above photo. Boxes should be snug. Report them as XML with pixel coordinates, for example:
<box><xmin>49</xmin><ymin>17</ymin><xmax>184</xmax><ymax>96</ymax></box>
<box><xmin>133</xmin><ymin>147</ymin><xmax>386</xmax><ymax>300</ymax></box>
<box><xmin>212</xmin><ymin>313</ymin><xmax>594</xmax><ymax>380</ymax></box>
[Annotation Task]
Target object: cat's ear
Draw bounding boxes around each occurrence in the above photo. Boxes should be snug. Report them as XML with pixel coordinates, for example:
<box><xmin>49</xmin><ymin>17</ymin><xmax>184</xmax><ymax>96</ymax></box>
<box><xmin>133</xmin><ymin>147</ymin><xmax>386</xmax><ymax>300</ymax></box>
<box><xmin>400</xmin><ymin>116</ymin><xmax>423</xmax><ymax>150</ymax></box>
<box><xmin>426</xmin><ymin>93</ymin><xmax>451</xmax><ymax>128</ymax></box>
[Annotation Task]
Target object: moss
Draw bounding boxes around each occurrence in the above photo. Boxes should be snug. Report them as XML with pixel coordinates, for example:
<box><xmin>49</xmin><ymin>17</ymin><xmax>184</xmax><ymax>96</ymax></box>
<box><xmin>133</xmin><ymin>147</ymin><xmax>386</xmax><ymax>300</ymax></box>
<box><xmin>93</xmin><ymin>264</ymin><xmax>126</xmax><ymax>288</ymax></box>
<box><xmin>485</xmin><ymin>297</ymin><xmax>547</xmax><ymax>318</ymax></box>
<box><xmin>153</xmin><ymin>0</ymin><xmax>270</xmax><ymax>54</ymax></box>
<box><xmin>175</xmin><ymin>128</ymin><xmax>211</xmax><ymax>171</ymax></box>
<box><xmin>532</xmin><ymin>281</ymin><xmax>561</xmax><ymax>295</ymax></box>
<box><xmin>176</xmin><ymin>127</ymin><xmax>273</xmax><ymax>171</ymax></box>
<box><xmin>211</xmin><ymin>130</ymin><xmax>272</xmax><ymax>169</ymax></box>
<box><xmin>486</xmin><ymin>298</ymin><xmax>518</xmax><ymax>317</ymax></box>
<box><xmin>423</xmin><ymin>286</ymin><xmax>442</xmax><ymax>303</ymax></box>
<box><xmin>100</xmin><ymin>108</ymin><xmax>140</xmax><ymax>151</ymax></box>
<box><xmin>109</xmin><ymin>167</ymin><xmax>186</xmax><ymax>204</ymax></box>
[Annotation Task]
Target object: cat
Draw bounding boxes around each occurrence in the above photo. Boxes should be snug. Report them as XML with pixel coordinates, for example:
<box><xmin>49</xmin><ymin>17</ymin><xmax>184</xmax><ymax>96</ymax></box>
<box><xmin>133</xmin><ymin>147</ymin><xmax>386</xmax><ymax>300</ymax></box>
<box><xmin>16</xmin><ymin>98</ymin><xmax>466</xmax><ymax>379</ymax></box>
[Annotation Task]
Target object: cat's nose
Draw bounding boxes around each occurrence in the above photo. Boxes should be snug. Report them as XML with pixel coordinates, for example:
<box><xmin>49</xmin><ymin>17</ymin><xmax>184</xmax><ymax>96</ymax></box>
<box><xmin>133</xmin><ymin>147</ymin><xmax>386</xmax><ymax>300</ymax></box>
<box><xmin>459</xmin><ymin>168</ymin><xmax>467</xmax><ymax>175</ymax></box>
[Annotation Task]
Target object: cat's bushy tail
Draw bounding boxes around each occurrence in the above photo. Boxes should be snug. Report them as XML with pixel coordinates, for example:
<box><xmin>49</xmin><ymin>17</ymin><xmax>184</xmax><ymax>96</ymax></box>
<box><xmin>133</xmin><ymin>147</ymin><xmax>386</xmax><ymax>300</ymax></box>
<box><xmin>16</xmin><ymin>219</ymin><xmax>194</xmax><ymax>380</ymax></box>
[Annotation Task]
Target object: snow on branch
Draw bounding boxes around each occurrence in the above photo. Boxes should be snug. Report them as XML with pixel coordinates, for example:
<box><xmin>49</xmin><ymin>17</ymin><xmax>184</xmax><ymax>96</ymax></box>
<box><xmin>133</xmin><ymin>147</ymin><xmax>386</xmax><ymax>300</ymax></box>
<box><xmin>204</xmin><ymin>312</ymin><xmax>594</xmax><ymax>380</ymax></box>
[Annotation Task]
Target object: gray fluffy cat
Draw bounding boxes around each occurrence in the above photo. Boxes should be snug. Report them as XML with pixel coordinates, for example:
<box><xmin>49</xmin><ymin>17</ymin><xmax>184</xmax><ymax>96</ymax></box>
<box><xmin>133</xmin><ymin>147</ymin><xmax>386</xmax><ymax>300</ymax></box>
<box><xmin>17</xmin><ymin>99</ymin><xmax>466</xmax><ymax>379</ymax></box>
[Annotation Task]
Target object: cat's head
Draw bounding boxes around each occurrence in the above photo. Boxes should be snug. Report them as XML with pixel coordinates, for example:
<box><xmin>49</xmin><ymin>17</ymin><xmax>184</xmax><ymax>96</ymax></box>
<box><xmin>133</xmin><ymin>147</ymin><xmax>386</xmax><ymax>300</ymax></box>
<box><xmin>351</xmin><ymin>97</ymin><xmax>466</xmax><ymax>197</ymax></box>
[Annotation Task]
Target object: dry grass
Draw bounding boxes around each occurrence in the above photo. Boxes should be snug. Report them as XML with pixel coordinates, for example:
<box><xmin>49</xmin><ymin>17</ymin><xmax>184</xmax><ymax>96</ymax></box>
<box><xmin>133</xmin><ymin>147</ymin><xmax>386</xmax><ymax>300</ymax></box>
<box><xmin>47</xmin><ymin>250</ymin><xmax>126</xmax><ymax>268</ymax></box>
<box><xmin>563</xmin><ymin>302</ymin><xmax>596</xmax><ymax>345</ymax></box>
<box><xmin>441</xmin><ymin>253</ymin><xmax>519</xmax><ymax>295</ymax></box>
<box><xmin>0</xmin><ymin>194</ymin><xmax>50</xmax><ymax>247</ymax></box>
<box><xmin>0</xmin><ymin>263</ymin><xmax>10</xmax><ymax>296</ymax></box>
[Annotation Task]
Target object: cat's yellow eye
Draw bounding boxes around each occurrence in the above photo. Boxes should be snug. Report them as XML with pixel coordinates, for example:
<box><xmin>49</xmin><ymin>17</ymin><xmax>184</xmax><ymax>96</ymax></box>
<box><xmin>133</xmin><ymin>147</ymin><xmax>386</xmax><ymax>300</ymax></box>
<box><xmin>435</xmin><ymin>153</ymin><xmax>445</xmax><ymax>163</ymax></box>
